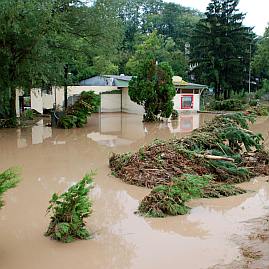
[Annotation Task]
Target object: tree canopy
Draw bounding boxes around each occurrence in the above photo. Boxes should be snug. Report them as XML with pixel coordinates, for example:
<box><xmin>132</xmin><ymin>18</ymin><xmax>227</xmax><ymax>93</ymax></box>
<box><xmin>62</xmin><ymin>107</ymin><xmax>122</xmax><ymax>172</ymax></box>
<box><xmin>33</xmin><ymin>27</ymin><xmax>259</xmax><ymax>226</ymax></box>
<box><xmin>190</xmin><ymin>0</ymin><xmax>254</xmax><ymax>99</ymax></box>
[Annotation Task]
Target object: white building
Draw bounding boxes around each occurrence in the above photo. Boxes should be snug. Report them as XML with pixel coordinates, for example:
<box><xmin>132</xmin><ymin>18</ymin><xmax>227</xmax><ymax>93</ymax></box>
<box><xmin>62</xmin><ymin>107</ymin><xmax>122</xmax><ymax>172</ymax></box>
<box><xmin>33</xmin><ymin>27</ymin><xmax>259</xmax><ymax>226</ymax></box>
<box><xmin>16</xmin><ymin>75</ymin><xmax>207</xmax><ymax>116</ymax></box>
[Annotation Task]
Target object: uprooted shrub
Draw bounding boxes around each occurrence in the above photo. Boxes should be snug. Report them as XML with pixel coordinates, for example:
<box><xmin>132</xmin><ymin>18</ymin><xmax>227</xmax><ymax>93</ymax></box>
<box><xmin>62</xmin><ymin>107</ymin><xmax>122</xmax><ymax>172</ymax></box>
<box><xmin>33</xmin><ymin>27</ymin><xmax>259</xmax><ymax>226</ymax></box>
<box><xmin>45</xmin><ymin>173</ymin><xmax>94</xmax><ymax>243</ymax></box>
<box><xmin>0</xmin><ymin>168</ymin><xmax>20</xmax><ymax>209</ymax></box>
<box><xmin>138</xmin><ymin>174</ymin><xmax>246</xmax><ymax>217</ymax></box>
<box><xmin>58</xmin><ymin>91</ymin><xmax>100</xmax><ymax>129</ymax></box>
<box><xmin>110</xmin><ymin>112</ymin><xmax>269</xmax><ymax>217</ymax></box>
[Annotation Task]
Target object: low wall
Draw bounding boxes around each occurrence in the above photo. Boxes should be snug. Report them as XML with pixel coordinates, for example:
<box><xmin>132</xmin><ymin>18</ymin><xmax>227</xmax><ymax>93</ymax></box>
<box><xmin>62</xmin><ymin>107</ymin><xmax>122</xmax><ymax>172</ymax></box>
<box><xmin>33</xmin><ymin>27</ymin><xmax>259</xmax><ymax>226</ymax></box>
<box><xmin>101</xmin><ymin>93</ymin><xmax>121</xmax><ymax>113</ymax></box>
<box><xmin>122</xmin><ymin>88</ymin><xmax>145</xmax><ymax>114</ymax></box>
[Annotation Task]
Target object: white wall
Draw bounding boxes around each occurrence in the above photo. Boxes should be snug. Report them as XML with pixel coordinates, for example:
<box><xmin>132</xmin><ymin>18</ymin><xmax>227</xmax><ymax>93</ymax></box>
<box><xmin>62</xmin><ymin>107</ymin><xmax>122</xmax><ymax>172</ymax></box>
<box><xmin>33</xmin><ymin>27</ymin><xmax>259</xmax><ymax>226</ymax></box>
<box><xmin>122</xmin><ymin>88</ymin><xmax>145</xmax><ymax>114</ymax></box>
<box><xmin>101</xmin><ymin>94</ymin><xmax>121</xmax><ymax>113</ymax></box>
<box><xmin>16</xmin><ymin>89</ymin><xmax>24</xmax><ymax>117</ymax></box>
<box><xmin>31</xmin><ymin>89</ymin><xmax>43</xmax><ymax>114</ymax></box>
<box><xmin>42</xmin><ymin>93</ymin><xmax>54</xmax><ymax>110</ymax></box>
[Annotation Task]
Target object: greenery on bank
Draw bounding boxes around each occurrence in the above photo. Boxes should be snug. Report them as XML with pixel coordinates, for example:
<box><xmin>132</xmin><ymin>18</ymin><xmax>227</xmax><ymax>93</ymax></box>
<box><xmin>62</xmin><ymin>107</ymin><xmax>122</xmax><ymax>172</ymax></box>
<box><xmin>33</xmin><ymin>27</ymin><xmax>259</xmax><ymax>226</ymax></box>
<box><xmin>0</xmin><ymin>168</ymin><xmax>20</xmax><ymax>209</ymax></box>
<box><xmin>58</xmin><ymin>91</ymin><xmax>100</xmax><ymax>129</ymax></box>
<box><xmin>45</xmin><ymin>173</ymin><xmax>94</xmax><ymax>243</ymax></box>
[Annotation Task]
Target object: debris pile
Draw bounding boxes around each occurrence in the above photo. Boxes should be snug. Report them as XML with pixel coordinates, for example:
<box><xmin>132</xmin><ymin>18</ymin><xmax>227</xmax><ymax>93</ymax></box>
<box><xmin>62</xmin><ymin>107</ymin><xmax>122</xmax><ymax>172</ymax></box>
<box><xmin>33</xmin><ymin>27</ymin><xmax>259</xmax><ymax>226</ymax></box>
<box><xmin>110</xmin><ymin>113</ymin><xmax>269</xmax><ymax>217</ymax></box>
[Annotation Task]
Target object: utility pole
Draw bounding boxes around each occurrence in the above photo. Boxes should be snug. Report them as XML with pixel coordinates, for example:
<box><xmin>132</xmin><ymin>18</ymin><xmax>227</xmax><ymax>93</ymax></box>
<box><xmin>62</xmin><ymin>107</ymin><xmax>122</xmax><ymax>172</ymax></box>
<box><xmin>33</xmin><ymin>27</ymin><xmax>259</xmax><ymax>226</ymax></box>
<box><xmin>248</xmin><ymin>43</ymin><xmax>252</xmax><ymax>96</ymax></box>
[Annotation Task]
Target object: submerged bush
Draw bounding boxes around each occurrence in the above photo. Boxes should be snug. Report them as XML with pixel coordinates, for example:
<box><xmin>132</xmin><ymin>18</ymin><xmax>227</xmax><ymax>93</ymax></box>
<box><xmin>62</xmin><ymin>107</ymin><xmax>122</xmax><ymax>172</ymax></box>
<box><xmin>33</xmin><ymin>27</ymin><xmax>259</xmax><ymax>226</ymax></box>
<box><xmin>171</xmin><ymin>109</ymin><xmax>179</xmax><ymax>120</ymax></box>
<box><xmin>58</xmin><ymin>91</ymin><xmax>100</xmax><ymax>129</ymax></box>
<box><xmin>0</xmin><ymin>117</ymin><xmax>18</xmax><ymax>128</ymax></box>
<box><xmin>21</xmin><ymin>109</ymin><xmax>34</xmax><ymax>120</ymax></box>
<box><xmin>45</xmin><ymin>174</ymin><xmax>94</xmax><ymax>243</ymax></box>
<box><xmin>0</xmin><ymin>168</ymin><xmax>20</xmax><ymax>209</ymax></box>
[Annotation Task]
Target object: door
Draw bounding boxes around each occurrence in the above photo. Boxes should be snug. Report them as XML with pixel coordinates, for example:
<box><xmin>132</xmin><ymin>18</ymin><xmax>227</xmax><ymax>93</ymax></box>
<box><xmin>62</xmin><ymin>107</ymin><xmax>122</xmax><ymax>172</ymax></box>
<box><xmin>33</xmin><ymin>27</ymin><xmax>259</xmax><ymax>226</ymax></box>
<box><xmin>181</xmin><ymin>95</ymin><xmax>193</xmax><ymax>109</ymax></box>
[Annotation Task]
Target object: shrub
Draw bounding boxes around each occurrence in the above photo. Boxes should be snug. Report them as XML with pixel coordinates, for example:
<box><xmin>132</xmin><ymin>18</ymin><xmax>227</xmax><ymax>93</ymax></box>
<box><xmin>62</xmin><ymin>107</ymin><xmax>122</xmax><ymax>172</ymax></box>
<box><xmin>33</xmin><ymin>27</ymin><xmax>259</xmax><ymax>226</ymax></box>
<box><xmin>0</xmin><ymin>168</ymin><xmax>20</xmax><ymax>209</ymax></box>
<box><xmin>21</xmin><ymin>109</ymin><xmax>34</xmax><ymax>120</ymax></box>
<box><xmin>58</xmin><ymin>91</ymin><xmax>100</xmax><ymax>129</ymax></box>
<box><xmin>0</xmin><ymin>117</ymin><xmax>18</xmax><ymax>128</ymax></box>
<box><xmin>210</xmin><ymin>99</ymin><xmax>244</xmax><ymax>111</ymax></box>
<box><xmin>45</xmin><ymin>174</ymin><xmax>94</xmax><ymax>243</ymax></box>
<box><xmin>249</xmin><ymin>99</ymin><xmax>258</xmax><ymax>107</ymax></box>
<box><xmin>58</xmin><ymin>115</ymin><xmax>77</xmax><ymax>129</ymax></box>
<box><xmin>171</xmin><ymin>109</ymin><xmax>179</xmax><ymax>120</ymax></box>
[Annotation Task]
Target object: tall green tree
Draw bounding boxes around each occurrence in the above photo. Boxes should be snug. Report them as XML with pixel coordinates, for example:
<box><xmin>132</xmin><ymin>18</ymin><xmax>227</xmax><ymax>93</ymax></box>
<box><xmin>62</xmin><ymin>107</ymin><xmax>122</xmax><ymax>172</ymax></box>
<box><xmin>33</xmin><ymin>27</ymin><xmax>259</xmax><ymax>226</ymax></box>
<box><xmin>190</xmin><ymin>0</ymin><xmax>254</xmax><ymax>99</ymax></box>
<box><xmin>129</xmin><ymin>58</ymin><xmax>175</xmax><ymax>122</ymax></box>
<box><xmin>126</xmin><ymin>31</ymin><xmax>188</xmax><ymax>78</ymax></box>
<box><xmin>0</xmin><ymin>0</ymin><xmax>122</xmax><ymax>119</ymax></box>
<box><xmin>252</xmin><ymin>25</ymin><xmax>269</xmax><ymax>80</ymax></box>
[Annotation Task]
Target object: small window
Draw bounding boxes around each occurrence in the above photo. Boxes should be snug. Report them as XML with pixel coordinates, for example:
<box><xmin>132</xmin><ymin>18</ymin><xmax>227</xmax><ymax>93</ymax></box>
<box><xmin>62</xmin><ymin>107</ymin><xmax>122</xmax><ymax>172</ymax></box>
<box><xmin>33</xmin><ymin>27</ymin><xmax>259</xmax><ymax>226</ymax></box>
<box><xmin>181</xmin><ymin>95</ymin><xmax>193</xmax><ymax>109</ymax></box>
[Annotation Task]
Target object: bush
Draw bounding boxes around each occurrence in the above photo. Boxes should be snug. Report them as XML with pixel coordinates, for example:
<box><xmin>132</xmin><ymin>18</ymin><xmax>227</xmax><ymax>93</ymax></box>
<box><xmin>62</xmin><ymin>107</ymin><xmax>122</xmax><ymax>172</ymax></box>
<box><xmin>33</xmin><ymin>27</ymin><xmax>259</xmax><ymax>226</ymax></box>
<box><xmin>58</xmin><ymin>115</ymin><xmax>77</xmax><ymax>129</ymax></box>
<box><xmin>21</xmin><ymin>109</ymin><xmax>34</xmax><ymax>120</ymax></box>
<box><xmin>58</xmin><ymin>91</ymin><xmax>100</xmax><ymax>129</ymax></box>
<box><xmin>0</xmin><ymin>117</ymin><xmax>18</xmax><ymax>128</ymax></box>
<box><xmin>249</xmin><ymin>99</ymin><xmax>258</xmax><ymax>107</ymax></box>
<box><xmin>210</xmin><ymin>99</ymin><xmax>245</xmax><ymax>111</ymax></box>
<box><xmin>255</xmin><ymin>79</ymin><xmax>269</xmax><ymax>99</ymax></box>
<box><xmin>171</xmin><ymin>109</ymin><xmax>179</xmax><ymax>120</ymax></box>
<box><xmin>45</xmin><ymin>173</ymin><xmax>94</xmax><ymax>243</ymax></box>
<box><xmin>0</xmin><ymin>168</ymin><xmax>20</xmax><ymax>209</ymax></box>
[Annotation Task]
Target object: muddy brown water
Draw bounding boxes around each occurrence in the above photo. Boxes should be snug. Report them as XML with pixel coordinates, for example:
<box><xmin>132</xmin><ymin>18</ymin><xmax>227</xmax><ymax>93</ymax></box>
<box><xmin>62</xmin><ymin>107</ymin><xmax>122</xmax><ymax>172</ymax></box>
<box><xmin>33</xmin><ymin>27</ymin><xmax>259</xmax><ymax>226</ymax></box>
<box><xmin>0</xmin><ymin>113</ymin><xmax>269</xmax><ymax>269</ymax></box>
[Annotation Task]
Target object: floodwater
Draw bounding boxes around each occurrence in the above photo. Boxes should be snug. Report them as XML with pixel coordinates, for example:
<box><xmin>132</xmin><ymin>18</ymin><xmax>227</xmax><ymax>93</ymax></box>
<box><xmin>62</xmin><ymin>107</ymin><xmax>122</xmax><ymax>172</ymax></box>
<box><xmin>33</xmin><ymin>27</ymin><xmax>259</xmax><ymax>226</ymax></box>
<box><xmin>0</xmin><ymin>113</ymin><xmax>269</xmax><ymax>269</ymax></box>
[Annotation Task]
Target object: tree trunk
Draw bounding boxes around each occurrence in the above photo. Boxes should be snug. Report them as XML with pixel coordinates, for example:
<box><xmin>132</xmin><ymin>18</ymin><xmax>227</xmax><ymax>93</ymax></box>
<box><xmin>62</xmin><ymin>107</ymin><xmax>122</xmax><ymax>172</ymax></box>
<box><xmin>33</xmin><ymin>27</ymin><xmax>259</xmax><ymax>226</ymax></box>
<box><xmin>9</xmin><ymin>87</ymin><xmax>17</xmax><ymax>118</ymax></box>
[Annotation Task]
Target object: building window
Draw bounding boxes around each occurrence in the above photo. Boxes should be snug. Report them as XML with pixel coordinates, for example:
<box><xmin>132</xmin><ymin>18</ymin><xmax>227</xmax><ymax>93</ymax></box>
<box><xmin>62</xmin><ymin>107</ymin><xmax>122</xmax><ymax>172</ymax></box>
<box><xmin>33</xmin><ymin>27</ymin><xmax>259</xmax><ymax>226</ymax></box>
<box><xmin>181</xmin><ymin>95</ymin><xmax>193</xmax><ymax>109</ymax></box>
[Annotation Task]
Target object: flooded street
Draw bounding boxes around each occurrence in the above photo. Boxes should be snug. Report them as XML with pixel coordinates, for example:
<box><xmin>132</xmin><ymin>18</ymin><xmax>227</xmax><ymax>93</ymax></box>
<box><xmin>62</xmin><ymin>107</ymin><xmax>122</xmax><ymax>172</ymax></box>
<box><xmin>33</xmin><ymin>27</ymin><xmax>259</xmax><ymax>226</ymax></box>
<box><xmin>1</xmin><ymin>113</ymin><xmax>269</xmax><ymax>269</ymax></box>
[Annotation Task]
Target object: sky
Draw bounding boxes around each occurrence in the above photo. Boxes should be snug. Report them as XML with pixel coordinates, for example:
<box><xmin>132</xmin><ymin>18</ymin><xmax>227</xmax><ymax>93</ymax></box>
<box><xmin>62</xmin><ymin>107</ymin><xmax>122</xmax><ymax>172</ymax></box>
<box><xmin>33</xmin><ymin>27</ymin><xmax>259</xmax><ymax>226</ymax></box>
<box><xmin>166</xmin><ymin>0</ymin><xmax>269</xmax><ymax>36</ymax></box>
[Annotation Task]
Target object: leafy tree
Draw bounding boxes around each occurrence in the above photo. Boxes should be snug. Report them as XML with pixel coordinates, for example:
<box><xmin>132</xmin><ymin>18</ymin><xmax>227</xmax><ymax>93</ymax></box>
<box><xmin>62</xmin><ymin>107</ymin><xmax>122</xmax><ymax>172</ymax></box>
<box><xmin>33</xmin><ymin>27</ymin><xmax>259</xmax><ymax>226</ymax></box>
<box><xmin>129</xmin><ymin>59</ymin><xmax>176</xmax><ymax>122</ymax></box>
<box><xmin>252</xmin><ymin>25</ymin><xmax>269</xmax><ymax>79</ymax></box>
<box><xmin>126</xmin><ymin>31</ymin><xmax>188</xmax><ymax>77</ymax></box>
<box><xmin>0</xmin><ymin>0</ymin><xmax>122</xmax><ymax>119</ymax></box>
<box><xmin>45</xmin><ymin>173</ymin><xmax>94</xmax><ymax>243</ymax></box>
<box><xmin>0</xmin><ymin>168</ymin><xmax>20</xmax><ymax>209</ymax></box>
<box><xmin>190</xmin><ymin>0</ymin><xmax>254</xmax><ymax>99</ymax></box>
<box><xmin>116</xmin><ymin>0</ymin><xmax>201</xmax><ymax>74</ymax></box>
<box><xmin>146</xmin><ymin>2</ymin><xmax>202</xmax><ymax>52</ymax></box>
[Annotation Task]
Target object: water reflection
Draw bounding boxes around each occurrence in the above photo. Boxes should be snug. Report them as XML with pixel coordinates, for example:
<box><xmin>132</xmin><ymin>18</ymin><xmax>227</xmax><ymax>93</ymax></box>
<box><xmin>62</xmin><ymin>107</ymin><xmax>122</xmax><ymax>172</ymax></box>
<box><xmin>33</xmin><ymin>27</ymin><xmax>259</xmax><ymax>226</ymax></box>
<box><xmin>13</xmin><ymin>113</ymin><xmax>209</xmax><ymax>149</ymax></box>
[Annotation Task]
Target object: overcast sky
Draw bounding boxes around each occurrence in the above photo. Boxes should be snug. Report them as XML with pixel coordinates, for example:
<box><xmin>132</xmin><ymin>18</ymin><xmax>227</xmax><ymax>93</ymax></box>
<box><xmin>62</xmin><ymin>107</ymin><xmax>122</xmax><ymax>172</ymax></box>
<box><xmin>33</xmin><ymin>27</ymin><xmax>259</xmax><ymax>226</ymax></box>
<box><xmin>166</xmin><ymin>0</ymin><xmax>269</xmax><ymax>36</ymax></box>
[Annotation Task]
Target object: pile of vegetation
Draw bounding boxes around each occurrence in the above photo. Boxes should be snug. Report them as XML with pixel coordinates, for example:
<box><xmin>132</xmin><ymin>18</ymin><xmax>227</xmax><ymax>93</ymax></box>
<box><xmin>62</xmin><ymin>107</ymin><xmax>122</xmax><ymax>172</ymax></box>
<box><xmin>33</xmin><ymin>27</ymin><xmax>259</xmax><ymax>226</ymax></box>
<box><xmin>138</xmin><ymin>175</ymin><xmax>246</xmax><ymax>217</ymax></box>
<box><xmin>45</xmin><ymin>174</ymin><xmax>94</xmax><ymax>243</ymax></box>
<box><xmin>110</xmin><ymin>113</ymin><xmax>269</xmax><ymax>217</ymax></box>
<box><xmin>58</xmin><ymin>91</ymin><xmax>100</xmax><ymax>129</ymax></box>
<box><xmin>0</xmin><ymin>168</ymin><xmax>20</xmax><ymax>209</ymax></box>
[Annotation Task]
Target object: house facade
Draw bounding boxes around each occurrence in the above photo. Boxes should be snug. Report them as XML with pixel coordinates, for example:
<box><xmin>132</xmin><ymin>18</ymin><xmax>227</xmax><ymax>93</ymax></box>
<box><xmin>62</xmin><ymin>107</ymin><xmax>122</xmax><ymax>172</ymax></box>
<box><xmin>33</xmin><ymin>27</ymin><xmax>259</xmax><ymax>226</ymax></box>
<box><xmin>16</xmin><ymin>75</ymin><xmax>207</xmax><ymax>116</ymax></box>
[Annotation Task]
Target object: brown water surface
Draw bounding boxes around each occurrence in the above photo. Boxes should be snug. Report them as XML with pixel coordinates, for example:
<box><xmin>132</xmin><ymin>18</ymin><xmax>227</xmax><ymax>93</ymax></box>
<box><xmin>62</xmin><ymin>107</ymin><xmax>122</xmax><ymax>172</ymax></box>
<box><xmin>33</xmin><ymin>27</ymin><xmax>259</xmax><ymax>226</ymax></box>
<box><xmin>0</xmin><ymin>113</ymin><xmax>269</xmax><ymax>269</ymax></box>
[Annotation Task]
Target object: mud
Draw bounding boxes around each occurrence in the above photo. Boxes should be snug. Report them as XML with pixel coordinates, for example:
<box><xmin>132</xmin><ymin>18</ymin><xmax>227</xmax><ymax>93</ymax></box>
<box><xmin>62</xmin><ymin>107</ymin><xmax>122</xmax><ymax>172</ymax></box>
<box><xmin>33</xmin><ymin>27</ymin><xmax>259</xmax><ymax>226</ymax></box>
<box><xmin>0</xmin><ymin>113</ymin><xmax>269</xmax><ymax>269</ymax></box>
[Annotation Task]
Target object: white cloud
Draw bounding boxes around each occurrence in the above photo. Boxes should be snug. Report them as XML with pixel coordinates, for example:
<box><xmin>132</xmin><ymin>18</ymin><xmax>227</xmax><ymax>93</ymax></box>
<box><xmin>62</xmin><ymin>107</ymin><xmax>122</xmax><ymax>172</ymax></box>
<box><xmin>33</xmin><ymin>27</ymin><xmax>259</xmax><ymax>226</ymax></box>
<box><xmin>165</xmin><ymin>0</ymin><xmax>269</xmax><ymax>36</ymax></box>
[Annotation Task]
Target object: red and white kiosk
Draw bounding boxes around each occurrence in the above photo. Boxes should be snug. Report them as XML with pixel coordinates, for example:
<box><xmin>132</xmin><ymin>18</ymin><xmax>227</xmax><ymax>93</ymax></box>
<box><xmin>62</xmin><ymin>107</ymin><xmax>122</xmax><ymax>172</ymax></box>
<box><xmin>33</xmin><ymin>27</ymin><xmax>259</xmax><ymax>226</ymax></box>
<box><xmin>172</xmin><ymin>76</ymin><xmax>207</xmax><ymax>112</ymax></box>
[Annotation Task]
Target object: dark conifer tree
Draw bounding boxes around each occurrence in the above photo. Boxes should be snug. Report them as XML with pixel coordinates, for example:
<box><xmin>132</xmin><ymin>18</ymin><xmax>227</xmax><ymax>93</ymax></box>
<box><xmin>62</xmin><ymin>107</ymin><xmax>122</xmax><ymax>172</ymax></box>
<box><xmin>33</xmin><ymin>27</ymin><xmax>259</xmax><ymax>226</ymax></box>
<box><xmin>190</xmin><ymin>0</ymin><xmax>254</xmax><ymax>99</ymax></box>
